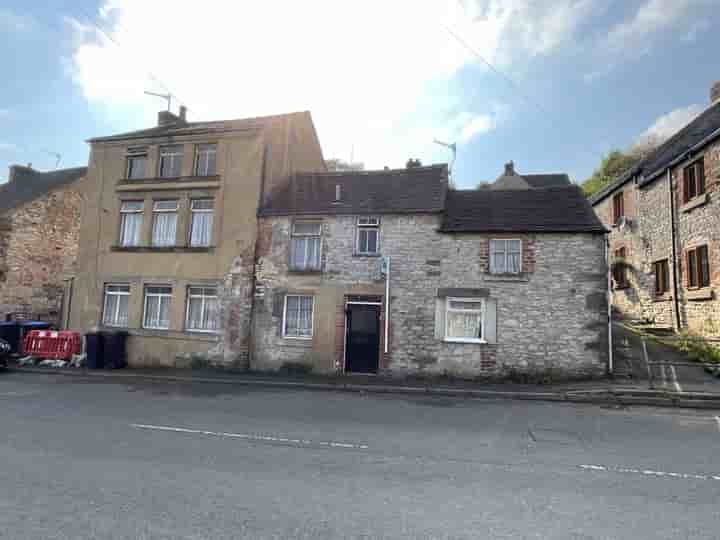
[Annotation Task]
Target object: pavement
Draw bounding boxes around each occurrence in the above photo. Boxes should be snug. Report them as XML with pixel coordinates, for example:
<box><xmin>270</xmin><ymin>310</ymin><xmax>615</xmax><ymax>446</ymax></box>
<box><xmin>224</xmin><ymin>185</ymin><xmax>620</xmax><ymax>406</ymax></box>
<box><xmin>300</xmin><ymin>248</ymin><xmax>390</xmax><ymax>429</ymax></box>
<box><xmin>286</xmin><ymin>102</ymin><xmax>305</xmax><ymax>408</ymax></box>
<box><xmin>0</xmin><ymin>371</ymin><xmax>719</xmax><ymax>539</ymax></box>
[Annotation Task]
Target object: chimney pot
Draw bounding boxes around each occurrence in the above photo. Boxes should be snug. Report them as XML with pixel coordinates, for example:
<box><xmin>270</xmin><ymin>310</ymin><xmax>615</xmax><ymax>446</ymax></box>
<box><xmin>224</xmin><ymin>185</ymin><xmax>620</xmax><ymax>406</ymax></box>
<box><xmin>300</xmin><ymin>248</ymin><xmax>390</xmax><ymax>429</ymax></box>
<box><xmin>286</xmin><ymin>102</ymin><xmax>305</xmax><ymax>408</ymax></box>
<box><xmin>504</xmin><ymin>161</ymin><xmax>515</xmax><ymax>176</ymax></box>
<box><xmin>158</xmin><ymin>110</ymin><xmax>180</xmax><ymax>127</ymax></box>
<box><xmin>711</xmin><ymin>81</ymin><xmax>720</xmax><ymax>105</ymax></box>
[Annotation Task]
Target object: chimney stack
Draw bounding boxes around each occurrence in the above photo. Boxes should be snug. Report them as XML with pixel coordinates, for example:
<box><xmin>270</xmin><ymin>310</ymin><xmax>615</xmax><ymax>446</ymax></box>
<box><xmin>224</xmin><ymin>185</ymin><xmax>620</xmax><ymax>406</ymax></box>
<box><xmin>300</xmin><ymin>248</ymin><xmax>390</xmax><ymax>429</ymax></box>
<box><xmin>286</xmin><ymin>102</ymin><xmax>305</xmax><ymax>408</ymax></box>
<box><xmin>7</xmin><ymin>164</ymin><xmax>34</xmax><ymax>184</ymax></box>
<box><xmin>711</xmin><ymin>81</ymin><xmax>720</xmax><ymax>106</ymax></box>
<box><xmin>504</xmin><ymin>160</ymin><xmax>515</xmax><ymax>176</ymax></box>
<box><xmin>158</xmin><ymin>110</ymin><xmax>180</xmax><ymax>127</ymax></box>
<box><xmin>179</xmin><ymin>105</ymin><xmax>187</xmax><ymax>122</ymax></box>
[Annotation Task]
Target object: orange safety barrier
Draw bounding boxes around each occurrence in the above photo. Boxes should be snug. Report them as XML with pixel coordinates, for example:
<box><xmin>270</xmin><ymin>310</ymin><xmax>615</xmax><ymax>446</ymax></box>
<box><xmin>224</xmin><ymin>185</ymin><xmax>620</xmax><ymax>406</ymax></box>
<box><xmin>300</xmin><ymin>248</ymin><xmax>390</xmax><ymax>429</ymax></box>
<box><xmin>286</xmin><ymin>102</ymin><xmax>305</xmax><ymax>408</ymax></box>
<box><xmin>22</xmin><ymin>330</ymin><xmax>81</xmax><ymax>360</ymax></box>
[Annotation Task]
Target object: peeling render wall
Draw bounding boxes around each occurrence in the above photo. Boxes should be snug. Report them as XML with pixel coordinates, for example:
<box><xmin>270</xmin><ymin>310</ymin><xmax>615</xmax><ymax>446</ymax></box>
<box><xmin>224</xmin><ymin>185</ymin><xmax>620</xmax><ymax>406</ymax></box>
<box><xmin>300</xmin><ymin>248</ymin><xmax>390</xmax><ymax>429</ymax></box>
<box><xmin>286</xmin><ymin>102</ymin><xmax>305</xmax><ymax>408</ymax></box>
<box><xmin>252</xmin><ymin>214</ymin><xmax>608</xmax><ymax>379</ymax></box>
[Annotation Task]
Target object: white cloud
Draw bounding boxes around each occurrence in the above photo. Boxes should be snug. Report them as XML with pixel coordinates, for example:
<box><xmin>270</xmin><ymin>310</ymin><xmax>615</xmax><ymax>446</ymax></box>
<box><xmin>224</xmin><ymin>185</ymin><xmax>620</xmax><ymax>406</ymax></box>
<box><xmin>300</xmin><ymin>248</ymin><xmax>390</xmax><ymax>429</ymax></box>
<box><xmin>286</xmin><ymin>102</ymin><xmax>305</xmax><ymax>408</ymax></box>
<box><xmin>65</xmin><ymin>0</ymin><xmax>597</xmax><ymax>169</ymax></box>
<box><xmin>0</xmin><ymin>8</ymin><xmax>35</xmax><ymax>32</ymax></box>
<box><xmin>637</xmin><ymin>104</ymin><xmax>704</xmax><ymax>145</ymax></box>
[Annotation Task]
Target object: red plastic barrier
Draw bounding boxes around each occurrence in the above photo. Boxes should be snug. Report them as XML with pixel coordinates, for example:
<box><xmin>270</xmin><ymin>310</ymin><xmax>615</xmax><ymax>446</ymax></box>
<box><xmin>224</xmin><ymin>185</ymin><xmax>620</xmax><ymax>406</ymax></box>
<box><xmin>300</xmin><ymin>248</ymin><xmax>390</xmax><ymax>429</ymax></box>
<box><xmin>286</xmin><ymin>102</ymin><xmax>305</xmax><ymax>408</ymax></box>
<box><xmin>22</xmin><ymin>330</ymin><xmax>81</xmax><ymax>360</ymax></box>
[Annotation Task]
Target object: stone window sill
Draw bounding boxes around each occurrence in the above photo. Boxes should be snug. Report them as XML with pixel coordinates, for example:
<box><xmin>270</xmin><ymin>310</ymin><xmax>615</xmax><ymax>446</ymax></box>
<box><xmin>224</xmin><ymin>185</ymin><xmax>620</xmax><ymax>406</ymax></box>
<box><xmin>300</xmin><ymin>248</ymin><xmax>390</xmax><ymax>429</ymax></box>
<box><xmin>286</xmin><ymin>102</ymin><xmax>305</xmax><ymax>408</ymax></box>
<box><xmin>686</xmin><ymin>288</ymin><xmax>713</xmax><ymax>301</ymax></box>
<box><xmin>98</xmin><ymin>326</ymin><xmax>219</xmax><ymax>341</ymax></box>
<box><xmin>117</xmin><ymin>175</ymin><xmax>220</xmax><ymax>185</ymax></box>
<box><xmin>680</xmin><ymin>193</ymin><xmax>708</xmax><ymax>213</ymax></box>
<box><xmin>484</xmin><ymin>273</ymin><xmax>529</xmax><ymax>283</ymax></box>
<box><xmin>288</xmin><ymin>268</ymin><xmax>322</xmax><ymax>275</ymax></box>
<box><xmin>281</xmin><ymin>337</ymin><xmax>313</xmax><ymax>348</ymax></box>
<box><xmin>111</xmin><ymin>246</ymin><xmax>214</xmax><ymax>253</ymax></box>
<box><xmin>652</xmin><ymin>293</ymin><xmax>672</xmax><ymax>302</ymax></box>
<box><xmin>352</xmin><ymin>253</ymin><xmax>381</xmax><ymax>258</ymax></box>
<box><xmin>614</xmin><ymin>284</ymin><xmax>631</xmax><ymax>290</ymax></box>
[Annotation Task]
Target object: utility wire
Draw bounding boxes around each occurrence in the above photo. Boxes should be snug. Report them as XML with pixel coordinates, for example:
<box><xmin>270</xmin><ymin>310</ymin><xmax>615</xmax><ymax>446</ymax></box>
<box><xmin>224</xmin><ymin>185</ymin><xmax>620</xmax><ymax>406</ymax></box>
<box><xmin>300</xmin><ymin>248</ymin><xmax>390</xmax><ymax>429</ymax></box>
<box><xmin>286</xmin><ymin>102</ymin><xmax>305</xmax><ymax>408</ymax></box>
<box><xmin>441</xmin><ymin>23</ymin><xmax>550</xmax><ymax>115</ymax></box>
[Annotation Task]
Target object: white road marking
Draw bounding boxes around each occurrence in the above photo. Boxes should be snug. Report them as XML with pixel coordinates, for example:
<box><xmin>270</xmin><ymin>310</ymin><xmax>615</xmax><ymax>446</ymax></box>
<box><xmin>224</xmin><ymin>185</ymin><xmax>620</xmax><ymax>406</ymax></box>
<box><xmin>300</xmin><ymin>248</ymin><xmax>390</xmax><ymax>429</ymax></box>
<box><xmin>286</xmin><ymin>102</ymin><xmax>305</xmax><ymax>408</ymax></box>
<box><xmin>669</xmin><ymin>365</ymin><xmax>683</xmax><ymax>393</ymax></box>
<box><xmin>580</xmin><ymin>464</ymin><xmax>720</xmax><ymax>482</ymax></box>
<box><xmin>131</xmin><ymin>423</ymin><xmax>370</xmax><ymax>450</ymax></box>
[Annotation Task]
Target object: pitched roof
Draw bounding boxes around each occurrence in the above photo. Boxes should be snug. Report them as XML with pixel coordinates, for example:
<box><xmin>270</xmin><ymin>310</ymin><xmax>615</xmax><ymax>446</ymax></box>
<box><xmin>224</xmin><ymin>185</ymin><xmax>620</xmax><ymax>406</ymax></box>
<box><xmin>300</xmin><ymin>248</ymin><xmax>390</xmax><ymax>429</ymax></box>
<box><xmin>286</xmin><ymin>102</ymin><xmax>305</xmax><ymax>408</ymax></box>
<box><xmin>492</xmin><ymin>172</ymin><xmax>571</xmax><ymax>190</ymax></box>
<box><xmin>441</xmin><ymin>186</ymin><xmax>606</xmax><ymax>233</ymax></box>
<box><xmin>0</xmin><ymin>166</ymin><xmax>87</xmax><ymax>214</ymax></box>
<box><xmin>89</xmin><ymin>111</ymin><xmax>311</xmax><ymax>143</ymax></box>
<box><xmin>590</xmin><ymin>101</ymin><xmax>720</xmax><ymax>204</ymax></box>
<box><xmin>259</xmin><ymin>165</ymin><xmax>448</xmax><ymax>216</ymax></box>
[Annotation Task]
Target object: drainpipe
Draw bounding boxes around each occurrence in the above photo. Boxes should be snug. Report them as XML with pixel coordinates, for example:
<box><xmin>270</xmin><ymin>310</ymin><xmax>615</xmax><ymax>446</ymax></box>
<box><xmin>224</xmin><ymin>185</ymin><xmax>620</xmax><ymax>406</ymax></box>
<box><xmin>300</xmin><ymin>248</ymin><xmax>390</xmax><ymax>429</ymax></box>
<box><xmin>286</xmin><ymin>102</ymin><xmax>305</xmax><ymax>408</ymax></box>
<box><xmin>668</xmin><ymin>168</ymin><xmax>682</xmax><ymax>330</ymax></box>
<box><xmin>384</xmin><ymin>257</ymin><xmax>390</xmax><ymax>354</ymax></box>
<box><xmin>606</xmin><ymin>235</ymin><xmax>613</xmax><ymax>375</ymax></box>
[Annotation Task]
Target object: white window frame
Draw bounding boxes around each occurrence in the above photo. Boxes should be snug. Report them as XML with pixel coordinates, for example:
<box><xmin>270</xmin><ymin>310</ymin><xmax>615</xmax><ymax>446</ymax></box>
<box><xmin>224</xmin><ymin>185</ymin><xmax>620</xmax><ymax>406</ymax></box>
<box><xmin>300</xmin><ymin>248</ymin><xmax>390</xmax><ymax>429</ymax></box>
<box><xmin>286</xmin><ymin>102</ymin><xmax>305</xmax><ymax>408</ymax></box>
<box><xmin>151</xmin><ymin>200</ymin><xmax>178</xmax><ymax>247</ymax></box>
<box><xmin>126</xmin><ymin>148</ymin><xmax>148</xmax><ymax>180</ymax></box>
<box><xmin>142</xmin><ymin>285</ymin><xmax>173</xmax><ymax>330</ymax></box>
<box><xmin>119</xmin><ymin>201</ymin><xmax>144</xmax><ymax>247</ymax></box>
<box><xmin>185</xmin><ymin>286</ymin><xmax>219</xmax><ymax>333</ymax></box>
<box><xmin>356</xmin><ymin>217</ymin><xmax>380</xmax><ymax>255</ymax></box>
<box><xmin>290</xmin><ymin>222</ymin><xmax>322</xmax><ymax>271</ymax></box>
<box><xmin>489</xmin><ymin>238</ymin><xmax>523</xmax><ymax>275</ymax></box>
<box><xmin>444</xmin><ymin>297</ymin><xmax>486</xmax><ymax>344</ymax></box>
<box><xmin>102</xmin><ymin>284</ymin><xmax>130</xmax><ymax>327</ymax></box>
<box><xmin>189</xmin><ymin>199</ymin><xmax>215</xmax><ymax>247</ymax></box>
<box><xmin>194</xmin><ymin>143</ymin><xmax>217</xmax><ymax>176</ymax></box>
<box><xmin>282</xmin><ymin>294</ymin><xmax>314</xmax><ymax>339</ymax></box>
<box><xmin>158</xmin><ymin>145</ymin><xmax>184</xmax><ymax>178</ymax></box>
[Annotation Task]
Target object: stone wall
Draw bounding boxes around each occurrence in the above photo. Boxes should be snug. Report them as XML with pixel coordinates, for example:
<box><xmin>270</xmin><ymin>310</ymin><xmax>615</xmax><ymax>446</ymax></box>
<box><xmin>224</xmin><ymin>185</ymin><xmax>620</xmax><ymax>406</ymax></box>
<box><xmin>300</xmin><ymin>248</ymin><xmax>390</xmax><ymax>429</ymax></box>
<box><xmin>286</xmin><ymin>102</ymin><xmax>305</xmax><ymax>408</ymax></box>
<box><xmin>251</xmin><ymin>214</ymin><xmax>608</xmax><ymax>379</ymax></box>
<box><xmin>0</xmin><ymin>182</ymin><xmax>85</xmax><ymax>323</ymax></box>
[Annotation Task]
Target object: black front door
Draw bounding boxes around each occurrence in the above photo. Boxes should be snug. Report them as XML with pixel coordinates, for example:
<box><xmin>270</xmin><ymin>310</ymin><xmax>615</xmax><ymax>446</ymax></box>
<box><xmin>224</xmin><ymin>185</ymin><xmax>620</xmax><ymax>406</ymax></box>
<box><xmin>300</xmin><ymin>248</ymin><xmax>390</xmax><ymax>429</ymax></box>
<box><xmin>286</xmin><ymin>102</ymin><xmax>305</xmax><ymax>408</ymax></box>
<box><xmin>345</xmin><ymin>304</ymin><xmax>380</xmax><ymax>374</ymax></box>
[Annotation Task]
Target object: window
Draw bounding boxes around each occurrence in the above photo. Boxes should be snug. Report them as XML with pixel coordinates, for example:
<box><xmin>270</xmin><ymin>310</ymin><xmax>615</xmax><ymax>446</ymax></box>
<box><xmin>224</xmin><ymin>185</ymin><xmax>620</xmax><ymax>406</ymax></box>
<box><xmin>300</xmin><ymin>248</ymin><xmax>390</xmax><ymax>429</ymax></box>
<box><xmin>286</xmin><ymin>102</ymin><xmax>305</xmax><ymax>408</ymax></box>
<box><xmin>283</xmin><ymin>295</ymin><xmax>314</xmax><ymax>338</ymax></box>
<box><xmin>489</xmin><ymin>239</ymin><xmax>522</xmax><ymax>274</ymax></box>
<box><xmin>186</xmin><ymin>286</ymin><xmax>218</xmax><ymax>332</ymax></box>
<box><xmin>189</xmin><ymin>199</ymin><xmax>214</xmax><ymax>247</ymax></box>
<box><xmin>102</xmin><ymin>285</ymin><xmax>130</xmax><ymax>327</ymax></box>
<box><xmin>612</xmin><ymin>192</ymin><xmax>625</xmax><ymax>223</ymax></box>
<box><xmin>194</xmin><ymin>144</ymin><xmax>217</xmax><ymax>176</ymax></box>
<box><xmin>356</xmin><ymin>217</ymin><xmax>380</xmax><ymax>255</ymax></box>
<box><xmin>143</xmin><ymin>286</ymin><xmax>172</xmax><ymax>330</ymax></box>
<box><xmin>613</xmin><ymin>247</ymin><xmax>629</xmax><ymax>288</ymax></box>
<box><xmin>151</xmin><ymin>200</ymin><xmax>178</xmax><ymax>247</ymax></box>
<box><xmin>683</xmin><ymin>158</ymin><xmax>706</xmax><ymax>203</ymax></box>
<box><xmin>119</xmin><ymin>201</ymin><xmax>144</xmax><ymax>247</ymax></box>
<box><xmin>687</xmin><ymin>245</ymin><xmax>710</xmax><ymax>288</ymax></box>
<box><xmin>445</xmin><ymin>298</ymin><xmax>485</xmax><ymax>343</ymax></box>
<box><xmin>654</xmin><ymin>259</ymin><xmax>670</xmax><ymax>295</ymax></box>
<box><xmin>290</xmin><ymin>222</ymin><xmax>321</xmax><ymax>270</ymax></box>
<box><xmin>159</xmin><ymin>145</ymin><xmax>183</xmax><ymax>178</ymax></box>
<box><xmin>126</xmin><ymin>148</ymin><xmax>147</xmax><ymax>180</ymax></box>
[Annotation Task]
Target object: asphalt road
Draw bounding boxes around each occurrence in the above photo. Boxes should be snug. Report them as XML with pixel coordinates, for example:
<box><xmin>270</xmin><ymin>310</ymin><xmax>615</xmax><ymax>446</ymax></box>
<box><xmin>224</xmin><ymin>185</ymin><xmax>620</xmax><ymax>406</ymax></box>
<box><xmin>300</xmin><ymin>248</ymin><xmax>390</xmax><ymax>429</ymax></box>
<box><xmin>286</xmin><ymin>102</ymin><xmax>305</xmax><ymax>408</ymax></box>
<box><xmin>1</xmin><ymin>372</ymin><xmax>719</xmax><ymax>540</ymax></box>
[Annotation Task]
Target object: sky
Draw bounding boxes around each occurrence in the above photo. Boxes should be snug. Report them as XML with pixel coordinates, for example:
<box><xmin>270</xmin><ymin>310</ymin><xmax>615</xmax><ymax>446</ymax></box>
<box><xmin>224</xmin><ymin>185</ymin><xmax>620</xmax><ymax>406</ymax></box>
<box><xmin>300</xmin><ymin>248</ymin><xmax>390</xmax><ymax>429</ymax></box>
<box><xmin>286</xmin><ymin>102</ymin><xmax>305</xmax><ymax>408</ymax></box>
<box><xmin>0</xmin><ymin>0</ymin><xmax>719</xmax><ymax>189</ymax></box>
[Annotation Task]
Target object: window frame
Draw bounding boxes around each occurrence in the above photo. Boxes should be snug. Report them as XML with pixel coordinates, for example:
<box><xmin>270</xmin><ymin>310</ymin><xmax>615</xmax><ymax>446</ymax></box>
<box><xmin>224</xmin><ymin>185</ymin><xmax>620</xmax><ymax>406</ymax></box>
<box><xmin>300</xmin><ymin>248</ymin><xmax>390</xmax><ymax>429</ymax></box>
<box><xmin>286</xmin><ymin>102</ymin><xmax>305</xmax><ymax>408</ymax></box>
<box><xmin>151</xmin><ymin>199</ymin><xmax>179</xmax><ymax>247</ymax></box>
<box><xmin>687</xmin><ymin>245</ymin><xmax>710</xmax><ymax>289</ymax></box>
<box><xmin>444</xmin><ymin>297</ymin><xmax>486</xmax><ymax>344</ymax></box>
<box><xmin>119</xmin><ymin>200</ymin><xmax>144</xmax><ymax>247</ymax></box>
<box><xmin>185</xmin><ymin>285</ymin><xmax>219</xmax><ymax>333</ymax></box>
<box><xmin>290</xmin><ymin>221</ymin><xmax>322</xmax><ymax>271</ymax></box>
<box><xmin>282</xmin><ymin>294</ymin><xmax>314</xmax><ymax>339</ymax></box>
<box><xmin>489</xmin><ymin>238</ymin><xmax>523</xmax><ymax>275</ymax></box>
<box><xmin>125</xmin><ymin>148</ymin><xmax>148</xmax><ymax>180</ymax></box>
<box><xmin>653</xmin><ymin>259</ymin><xmax>670</xmax><ymax>295</ymax></box>
<box><xmin>194</xmin><ymin>143</ymin><xmax>217</xmax><ymax>176</ymax></box>
<box><xmin>158</xmin><ymin>145</ymin><xmax>184</xmax><ymax>178</ymax></box>
<box><xmin>189</xmin><ymin>198</ymin><xmax>215</xmax><ymax>247</ymax></box>
<box><xmin>356</xmin><ymin>217</ymin><xmax>380</xmax><ymax>255</ymax></box>
<box><xmin>612</xmin><ymin>191</ymin><xmax>625</xmax><ymax>224</ymax></box>
<box><xmin>102</xmin><ymin>284</ymin><xmax>130</xmax><ymax>328</ymax></box>
<box><xmin>142</xmin><ymin>285</ymin><xmax>173</xmax><ymax>330</ymax></box>
<box><xmin>683</xmin><ymin>158</ymin><xmax>706</xmax><ymax>203</ymax></box>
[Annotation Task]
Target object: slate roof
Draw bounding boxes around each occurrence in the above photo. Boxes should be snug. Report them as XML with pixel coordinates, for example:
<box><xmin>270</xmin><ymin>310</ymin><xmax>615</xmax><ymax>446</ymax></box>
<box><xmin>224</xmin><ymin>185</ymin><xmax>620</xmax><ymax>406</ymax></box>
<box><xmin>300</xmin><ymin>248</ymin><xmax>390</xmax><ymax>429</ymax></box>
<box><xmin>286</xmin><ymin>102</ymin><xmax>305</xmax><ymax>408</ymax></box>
<box><xmin>590</xmin><ymin>100</ymin><xmax>720</xmax><ymax>205</ymax></box>
<box><xmin>258</xmin><ymin>165</ymin><xmax>449</xmax><ymax>216</ymax></box>
<box><xmin>440</xmin><ymin>186</ymin><xmax>606</xmax><ymax>233</ymax></box>
<box><xmin>522</xmin><ymin>173</ymin><xmax>572</xmax><ymax>188</ymax></box>
<box><xmin>89</xmin><ymin>111</ymin><xmax>310</xmax><ymax>143</ymax></box>
<box><xmin>0</xmin><ymin>166</ymin><xmax>87</xmax><ymax>214</ymax></box>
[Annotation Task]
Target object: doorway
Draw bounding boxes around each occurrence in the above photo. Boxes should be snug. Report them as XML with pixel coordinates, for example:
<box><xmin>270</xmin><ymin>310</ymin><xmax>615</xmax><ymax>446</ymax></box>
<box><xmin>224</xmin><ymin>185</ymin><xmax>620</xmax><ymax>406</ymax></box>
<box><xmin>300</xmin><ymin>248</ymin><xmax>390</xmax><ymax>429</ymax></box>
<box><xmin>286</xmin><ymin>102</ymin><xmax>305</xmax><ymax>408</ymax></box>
<box><xmin>345</xmin><ymin>303</ymin><xmax>381</xmax><ymax>374</ymax></box>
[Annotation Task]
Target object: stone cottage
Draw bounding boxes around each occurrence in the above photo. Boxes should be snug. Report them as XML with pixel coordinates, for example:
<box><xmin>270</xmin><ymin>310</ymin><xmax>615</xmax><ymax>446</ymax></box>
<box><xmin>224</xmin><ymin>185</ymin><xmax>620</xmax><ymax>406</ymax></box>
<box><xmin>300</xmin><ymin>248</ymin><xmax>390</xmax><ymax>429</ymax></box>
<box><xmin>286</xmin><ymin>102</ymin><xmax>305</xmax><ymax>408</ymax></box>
<box><xmin>252</xmin><ymin>164</ymin><xmax>609</xmax><ymax>378</ymax></box>
<box><xmin>0</xmin><ymin>165</ymin><xmax>87</xmax><ymax>324</ymax></box>
<box><xmin>590</xmin><ymin>82</ymin><xmax>720</xmax><ymax>339</ymax></box>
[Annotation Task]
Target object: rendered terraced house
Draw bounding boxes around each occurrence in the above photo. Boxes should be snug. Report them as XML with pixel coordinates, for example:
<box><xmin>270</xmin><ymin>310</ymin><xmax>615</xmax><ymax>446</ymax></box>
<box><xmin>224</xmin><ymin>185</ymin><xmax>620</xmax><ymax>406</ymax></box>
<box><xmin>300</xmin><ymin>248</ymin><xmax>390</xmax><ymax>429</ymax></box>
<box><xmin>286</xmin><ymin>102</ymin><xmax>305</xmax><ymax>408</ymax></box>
<box><xmin>69</xmin><ymin>108</ymin><xmax>326</xmax><ymax>367</ymax></box>
<box><xmin>590</xmin><ymin>82</ymin><xmax>720</xmax><ymax>340</ymax></box>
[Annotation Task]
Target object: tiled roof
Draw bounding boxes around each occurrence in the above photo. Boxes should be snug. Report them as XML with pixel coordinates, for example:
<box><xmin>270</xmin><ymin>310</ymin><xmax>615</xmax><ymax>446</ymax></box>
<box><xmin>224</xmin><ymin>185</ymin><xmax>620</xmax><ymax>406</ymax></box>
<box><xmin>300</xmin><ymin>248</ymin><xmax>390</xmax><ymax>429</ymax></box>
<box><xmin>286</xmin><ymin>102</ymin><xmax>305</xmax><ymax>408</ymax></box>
<box><xmin>522</xmin><ymin>173</ymin><xmax>572</xmax><ymax>188</ymax></box>
<box><xmin>88</xmin><ymin>111</ymin><xmax>310</xmax><ymax>143</ymax></box>
<box><xmin>0</xmin><ymin>166</ymin><xmax>87</xmax><ymax>214</ymax></box>
<box><xmin>258</xmin><ymin>165</ymin><xmax>448</xmax><ymax>216</ymax></box>
<box><xmin>441</xmin><ymin>186</ymin><xmax>606</xmax><ymax>233</ymax></box>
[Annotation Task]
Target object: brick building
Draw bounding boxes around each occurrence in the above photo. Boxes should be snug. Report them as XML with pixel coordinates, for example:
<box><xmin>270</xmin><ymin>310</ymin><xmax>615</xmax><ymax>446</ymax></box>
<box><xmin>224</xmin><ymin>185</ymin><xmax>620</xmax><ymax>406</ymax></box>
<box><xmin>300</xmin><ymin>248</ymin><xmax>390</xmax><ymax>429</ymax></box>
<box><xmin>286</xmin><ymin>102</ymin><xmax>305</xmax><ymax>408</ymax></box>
<box><xmin>590</xmin><ymin>83</ymin><xmax>720</xmax><ymax>339</ymax></box>
<box><xmin>252</xmin><ymin>165</ymin><xmax>608</xmax><ymax>378</ymax></box>
<box><xmin>0</xmin><ymin>165</ymin><xmax>87</xmax><ymax>324</ymax></box>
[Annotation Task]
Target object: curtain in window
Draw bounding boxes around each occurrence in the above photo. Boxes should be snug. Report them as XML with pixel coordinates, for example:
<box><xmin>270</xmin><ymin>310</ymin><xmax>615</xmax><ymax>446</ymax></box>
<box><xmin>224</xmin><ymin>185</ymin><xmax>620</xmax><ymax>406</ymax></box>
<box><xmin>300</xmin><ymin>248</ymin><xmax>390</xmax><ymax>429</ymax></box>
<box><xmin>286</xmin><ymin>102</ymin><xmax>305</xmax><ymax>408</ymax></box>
<box><xmin>103</xmin><ymin>292</ymin><xmax>128</xmax><ymax>326</ymax></box>
<box><xmin>145</xmin><ymin>292</ymin><xmax>171</xmax><ymax>329</ymax></box>
<box><xmin>291</xmin><ymin>237</ymin><xmax>320</xmax><ymax>269</ymax></box>
<box><xmin>507</xmin><ymin>250</ymin><xmax>521</xmax><ymax>273</ymax></box>
<box><xmin>191</xmin><ymin>212</ymin><xmax>213</xmax><ymax>246</ymax></box>
<box><xmin>152</xmin><ymin>212</ymin><xmax>177</xmax><ymax>246</ymax></box>
<box><xmin>286</xmin><ymin>296</ymin><xmax>313</xmax><ymax>336</ymax></box>
<box><xmin>187</xmin><ymin>289</ymin><xmax>218</xmax><ymax>331</ymax></box>
<box><xmin>120</xmin><ymin>213</ymin><xmax>142</xmax><ymax>246</ymax></box>
<box><xmin>446</xmin><ymin>311</ymin><xmax>482</xmax><ymax>339</ymax></box>
<box><xmin>490</xmin><ymin>240</ymin><xmax>521</xmax><ymax>274</ymax></box>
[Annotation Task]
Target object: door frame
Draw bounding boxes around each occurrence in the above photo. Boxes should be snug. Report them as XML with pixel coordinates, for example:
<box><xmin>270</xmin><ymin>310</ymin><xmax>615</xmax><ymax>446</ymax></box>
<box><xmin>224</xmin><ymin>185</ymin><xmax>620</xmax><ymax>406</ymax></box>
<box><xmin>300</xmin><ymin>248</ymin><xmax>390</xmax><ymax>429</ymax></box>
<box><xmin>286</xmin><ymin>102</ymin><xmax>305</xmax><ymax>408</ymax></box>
<box><xmin>343</xmin><ymin>299</ymin><xmax>383</xmax><ymax>374</ymax></box>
